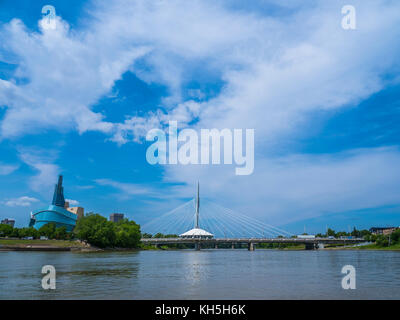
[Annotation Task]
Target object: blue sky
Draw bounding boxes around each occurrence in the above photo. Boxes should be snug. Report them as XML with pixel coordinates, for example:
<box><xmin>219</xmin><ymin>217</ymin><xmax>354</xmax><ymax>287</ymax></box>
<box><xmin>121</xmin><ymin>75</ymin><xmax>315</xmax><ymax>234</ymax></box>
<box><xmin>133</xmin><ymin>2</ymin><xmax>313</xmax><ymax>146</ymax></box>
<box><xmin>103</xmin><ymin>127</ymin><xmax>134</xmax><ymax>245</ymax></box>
<box><xmin>0</xmin><ymin>0</ymin><xmax>400</xmax><ymax>234</ymax></box>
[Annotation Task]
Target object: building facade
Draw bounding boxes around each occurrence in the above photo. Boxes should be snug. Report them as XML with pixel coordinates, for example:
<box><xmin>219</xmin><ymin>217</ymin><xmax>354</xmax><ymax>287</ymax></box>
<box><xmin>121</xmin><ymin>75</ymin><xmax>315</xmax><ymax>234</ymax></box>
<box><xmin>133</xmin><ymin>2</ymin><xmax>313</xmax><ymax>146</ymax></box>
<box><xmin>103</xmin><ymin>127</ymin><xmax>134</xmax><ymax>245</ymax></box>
<box><xmin>29</xmin><ymin>175</ymin><xmax>82</xmax><ymax>232</ymax></box>
<box><xmin>110</xmin><ymin>213</ymin><xmax>124</xmax><ymax>223</ymax></box>
<box><xmin>64</xmin><ymin>202</ymin><xmax>84</xmax><ymax>220</ymax></box>
<box><xmin>369</xmin><ymin>227</ymin><xmax>399</xmax><ymax>235</ymax></box>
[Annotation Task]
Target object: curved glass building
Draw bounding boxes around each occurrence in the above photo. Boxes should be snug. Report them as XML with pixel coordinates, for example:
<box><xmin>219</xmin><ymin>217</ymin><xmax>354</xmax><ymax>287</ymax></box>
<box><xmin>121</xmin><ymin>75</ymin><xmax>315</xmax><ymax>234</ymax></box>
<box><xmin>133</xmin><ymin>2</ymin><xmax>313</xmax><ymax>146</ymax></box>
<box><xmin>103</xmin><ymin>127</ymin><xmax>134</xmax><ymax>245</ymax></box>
<box><xmin>29</xmin><ymin>175</ymin><xmax>77</xmax><ymax>232</ymax></box>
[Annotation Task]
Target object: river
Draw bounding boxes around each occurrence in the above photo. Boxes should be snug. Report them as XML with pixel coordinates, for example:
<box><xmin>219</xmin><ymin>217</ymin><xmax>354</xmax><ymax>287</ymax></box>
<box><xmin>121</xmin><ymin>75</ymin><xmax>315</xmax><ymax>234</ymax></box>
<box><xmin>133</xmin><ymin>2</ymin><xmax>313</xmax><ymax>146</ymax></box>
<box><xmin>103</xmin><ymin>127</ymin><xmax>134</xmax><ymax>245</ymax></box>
<box><xmin>0</xmin><ymin>249</ymin><xmax>399</xmax><ymax>299</ymax></box>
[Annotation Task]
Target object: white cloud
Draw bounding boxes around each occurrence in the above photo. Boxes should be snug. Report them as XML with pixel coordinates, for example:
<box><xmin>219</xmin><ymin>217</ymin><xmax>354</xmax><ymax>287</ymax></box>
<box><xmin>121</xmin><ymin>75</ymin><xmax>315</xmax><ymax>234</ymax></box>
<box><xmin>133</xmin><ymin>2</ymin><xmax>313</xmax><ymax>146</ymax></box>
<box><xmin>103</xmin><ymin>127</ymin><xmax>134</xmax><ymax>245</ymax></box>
<box><xmin>162</xmin><ymin>147</ymin><xmax>400</xmax><ymax>225</ymax></box>
<box><xmin>0</xmin><ymin>163</ymin><xmax>18</xmax><ymax>175</ymax></box>
<box><xmin>66</xmin><ymin>199</ymin><xmax>79</xmax><ymax>206</ymax></box>
<box><xmin>1</xmin><ymin>1</ymin><xmax>399</xmax><ymax>143</ymax></box>
<box><xmin>4</xmin><ymin>196</ymin><xmax>39</xmax><ymax>207</ymax></box>
<box><xmin>0</xmin><ymin>15</ymin><xmax>149</xmax><ymax>138</ymax></box>
<box><xmin>1</xmin><ymin>1</ymin><xmax>400</xmax><ymax>226</ymax></box>
<box><xmin>95</xmin><ymin>178</ymin><xmax>156</xmax><ymax>199</ymax></box>
<box><xmin>18</xmin><ymin>147</ymin><xmax>59</xmax><ymax>194</ymax></box>
<box><xmin>101</xmin><ymin>0</ymin><xmax>400</xmax><ymax>144</ymax></box>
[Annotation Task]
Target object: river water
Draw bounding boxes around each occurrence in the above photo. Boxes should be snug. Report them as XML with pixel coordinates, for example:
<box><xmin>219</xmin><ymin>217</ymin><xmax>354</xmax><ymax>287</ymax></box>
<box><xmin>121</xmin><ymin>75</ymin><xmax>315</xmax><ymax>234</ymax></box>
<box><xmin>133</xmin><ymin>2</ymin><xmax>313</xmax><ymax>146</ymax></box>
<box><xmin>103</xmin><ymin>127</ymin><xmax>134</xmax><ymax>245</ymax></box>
<box><xmin>0</xmin><ymin>249</ymin><xmax>399</xmax><ymax>299</ymax></box>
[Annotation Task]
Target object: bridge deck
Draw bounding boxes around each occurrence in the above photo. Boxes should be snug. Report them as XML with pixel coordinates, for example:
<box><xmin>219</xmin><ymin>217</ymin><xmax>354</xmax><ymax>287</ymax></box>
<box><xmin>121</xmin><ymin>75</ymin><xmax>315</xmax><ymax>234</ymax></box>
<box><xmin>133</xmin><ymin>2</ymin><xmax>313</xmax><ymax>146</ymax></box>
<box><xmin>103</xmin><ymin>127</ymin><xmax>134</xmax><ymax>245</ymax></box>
<box><xmin>141</xmin><ymin>237</ymin><xmax>365</xmax><ymax>245</ymax></box>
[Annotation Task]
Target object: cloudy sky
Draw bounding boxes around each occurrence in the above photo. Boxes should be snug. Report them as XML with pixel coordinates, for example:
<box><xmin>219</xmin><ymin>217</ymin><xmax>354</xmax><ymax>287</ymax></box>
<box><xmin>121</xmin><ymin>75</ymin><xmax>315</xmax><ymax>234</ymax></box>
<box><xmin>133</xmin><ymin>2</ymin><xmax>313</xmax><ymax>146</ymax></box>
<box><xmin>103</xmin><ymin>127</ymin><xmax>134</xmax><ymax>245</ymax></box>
<box><xmin>0</xmin><ymin>0</ymin><xmax>399</xmax><ymax>233</ymax></box>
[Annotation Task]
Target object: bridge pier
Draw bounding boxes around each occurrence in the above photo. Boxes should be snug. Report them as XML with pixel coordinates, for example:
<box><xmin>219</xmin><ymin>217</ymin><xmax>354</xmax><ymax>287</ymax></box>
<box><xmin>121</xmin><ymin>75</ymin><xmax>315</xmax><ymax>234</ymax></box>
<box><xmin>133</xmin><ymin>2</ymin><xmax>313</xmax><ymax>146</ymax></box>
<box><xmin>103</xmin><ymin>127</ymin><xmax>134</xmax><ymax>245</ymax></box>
<box><xmin>305</xmin><ymin>243</ymin><xmax>313</xmax><ymax>250</ymax></box>
<box><xmin>214</xmin><ymin>243</ymin><xmax>218</xmax><ymax>249</ymax></box>
<box><xmin>195</xmin><ymin>242</ymin><xmax>201</xmax><ymax>251</ymax></box>
<box><xmin>248</xmin><ymin>242</ymin><xmax>255</xmax><ymax>251</ymax></box>
<box><xmin>231</xmin><ymin>243</ymin><xmax>235</xmax><ymax>249</ymax></box>
<box><xmin>304</xmin><ymin>243</ymin><xmax>325</xmax><ymax>250</ymax></box>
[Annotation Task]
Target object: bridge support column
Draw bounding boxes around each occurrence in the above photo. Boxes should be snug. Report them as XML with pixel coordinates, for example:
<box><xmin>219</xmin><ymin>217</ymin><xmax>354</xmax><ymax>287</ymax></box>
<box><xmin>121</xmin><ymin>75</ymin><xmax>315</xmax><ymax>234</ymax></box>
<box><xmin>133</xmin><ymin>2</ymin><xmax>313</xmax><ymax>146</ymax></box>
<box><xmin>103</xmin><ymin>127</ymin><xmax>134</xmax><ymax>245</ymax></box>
<box><xmin>317</xmin><ymin>243</ymin><xmax>324</xmax><ymax>249</ymax></box>
<box><xmin>248</xmin><ymin>242</ymin><xmax>255</xmax><ymax>251</ymax></box>
<box><xmin>214</xmin><ymin>243</ymin><xmax>218</xmax><ymax>249</ymax></box>
<box><xmin>305</xmin><ymin>243</ymin><xmax>317</xmax><ymax>250</ymax></box>
<box><xmin>231</xmin><ymin>243</ymin><xmax>235</xmax><ymax>249</ymax></box>
<box><xmin>195</xmin><ymin>243</ymin><xmax>201</xmax><ymax>251</ymax></box>
<box><xmin>154</xmin><ymin>244</ymin><xmax>160</xmax><ymax>249</ymax></box>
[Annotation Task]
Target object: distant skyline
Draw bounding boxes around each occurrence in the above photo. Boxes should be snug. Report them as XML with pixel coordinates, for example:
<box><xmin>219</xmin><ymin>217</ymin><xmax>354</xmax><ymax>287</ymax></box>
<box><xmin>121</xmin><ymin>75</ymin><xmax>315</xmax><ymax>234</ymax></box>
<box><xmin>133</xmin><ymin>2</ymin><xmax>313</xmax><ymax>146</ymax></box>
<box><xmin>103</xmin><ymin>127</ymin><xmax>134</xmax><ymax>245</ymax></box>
<box><xmin>0</xmin><ymin>0</ymin><xmax>400</xmax><ymax>234</ymax></box>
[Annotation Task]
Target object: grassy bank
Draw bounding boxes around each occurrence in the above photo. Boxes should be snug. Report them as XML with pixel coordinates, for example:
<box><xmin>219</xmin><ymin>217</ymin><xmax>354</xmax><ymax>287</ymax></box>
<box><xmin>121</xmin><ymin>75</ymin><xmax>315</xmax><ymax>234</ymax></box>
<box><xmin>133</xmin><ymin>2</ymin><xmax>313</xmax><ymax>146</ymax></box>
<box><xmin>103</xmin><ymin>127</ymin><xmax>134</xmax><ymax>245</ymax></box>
<box><xmin>346</xmin><ymin>243</ymin><xmax>400</xmax><ymax>250</ymax></box>
<box><xmin>0</xmin><ymin>239</ymin><xmax>88</xmax><ymax>248</ymax></box>
<box><xmin>324</xmin><ymin>243</ymin><xmax>400</xmax><ymax>250</ymax></box>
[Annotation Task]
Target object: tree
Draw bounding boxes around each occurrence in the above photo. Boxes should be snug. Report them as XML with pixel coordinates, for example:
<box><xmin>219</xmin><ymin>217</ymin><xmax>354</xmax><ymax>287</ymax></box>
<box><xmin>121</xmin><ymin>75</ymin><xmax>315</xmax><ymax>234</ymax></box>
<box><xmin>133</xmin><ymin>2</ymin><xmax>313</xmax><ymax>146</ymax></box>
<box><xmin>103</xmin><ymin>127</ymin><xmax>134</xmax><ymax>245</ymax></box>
<box><xmin>376</xmin><ymin>235</ymin><xmax>389</xmax><ymax>247</ymax></box>
<box><xmin>0</xmin><ymin>224</ymin><xmax>14</xmax><ymax>237</ymax></box>
<box><xmin>74</xmin><ymin>213</ymin><xmax>116</xmax><ymax>248</ymax></box>
<box><xmin>19</xmin><ymin>227</ymin><xmax>39</xmax><ymax>239</ymax></box>
<box><xmin>390</xmin><ymin>229</ymin><xmax>400</xmax><ymax>244</ymax></box>
<box><xmin>360</xmin><ymin>229</ymin><xmax>371</xmax><ymax>238</ymax></box>
<box><xmin>54</xmin><ymin>226</ymin><xmax>67</xmax><ymax>240</ymax></box>
<box><xmin>327</xmin><ymin>228</ymin><xmax>336</xmax><ymax>237</ymax></box>
<box><xmin>39</xmin><ymin>223</ymin><xmax>57</xmax><ymax>239</ymax></box>
<box><xmin>115</xmin><ymin>219</ymin><xmax>141</xmax><ymax>248</ymax></box>
<box><xmin>351</xmin><ymin>227</ymin><xmax>359</xmax><ymax>237</ymax></box>
<box><xmin>153</xmin><ymin>233</ymin><xmax>165</xmax><ymax>238</ymax></box>
<box><xmin>142</xmin><ymin>233</ymin><xmax>152</xmax><ymax>238</ymax></box>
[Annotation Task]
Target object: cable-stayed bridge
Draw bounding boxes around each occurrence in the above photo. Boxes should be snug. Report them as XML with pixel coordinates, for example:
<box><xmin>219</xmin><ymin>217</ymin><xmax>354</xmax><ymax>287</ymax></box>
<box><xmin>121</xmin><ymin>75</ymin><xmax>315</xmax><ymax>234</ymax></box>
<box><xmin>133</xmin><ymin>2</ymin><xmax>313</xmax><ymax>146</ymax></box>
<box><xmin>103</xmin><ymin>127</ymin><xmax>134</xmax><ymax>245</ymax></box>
<box><xmin>142</xmin><ymin>198</ymin><xmax>292</xmax><ymax>239</ymax></box>
<box><xmin>141</xmin><ymin>184</ymin><xmax>365</xmax><ymax>250</ymax></box>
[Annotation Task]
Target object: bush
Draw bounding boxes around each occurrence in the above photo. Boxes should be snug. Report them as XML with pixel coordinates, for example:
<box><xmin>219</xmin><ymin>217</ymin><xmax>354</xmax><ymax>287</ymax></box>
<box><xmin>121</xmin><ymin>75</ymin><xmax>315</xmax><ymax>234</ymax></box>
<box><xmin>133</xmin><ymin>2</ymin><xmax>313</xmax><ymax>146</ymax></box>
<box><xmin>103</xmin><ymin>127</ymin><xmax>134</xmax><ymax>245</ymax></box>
<box><xmin>0</xmin><ymin>224</ymin><xmax>14</xmax><ymax>237</ymax></box>
<box><xmin>376</xmin><ymin>235</ymin><xmax>389</xmax><ymax>247</ymax></box>
<box><xmin>390</xmin><ymin>229</ymin><xmax>400</xmax><ymax>244</ymax></box>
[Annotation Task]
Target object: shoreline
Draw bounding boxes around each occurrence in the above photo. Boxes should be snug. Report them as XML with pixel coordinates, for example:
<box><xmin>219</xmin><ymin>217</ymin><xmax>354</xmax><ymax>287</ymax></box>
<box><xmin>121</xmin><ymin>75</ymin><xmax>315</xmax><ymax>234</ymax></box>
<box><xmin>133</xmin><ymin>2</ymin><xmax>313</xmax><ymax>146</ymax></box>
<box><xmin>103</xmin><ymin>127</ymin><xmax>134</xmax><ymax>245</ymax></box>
<box><xmin>1</xmin><ymin>239</ymin><xmax>400</xmax><ymax>252</ymax></box>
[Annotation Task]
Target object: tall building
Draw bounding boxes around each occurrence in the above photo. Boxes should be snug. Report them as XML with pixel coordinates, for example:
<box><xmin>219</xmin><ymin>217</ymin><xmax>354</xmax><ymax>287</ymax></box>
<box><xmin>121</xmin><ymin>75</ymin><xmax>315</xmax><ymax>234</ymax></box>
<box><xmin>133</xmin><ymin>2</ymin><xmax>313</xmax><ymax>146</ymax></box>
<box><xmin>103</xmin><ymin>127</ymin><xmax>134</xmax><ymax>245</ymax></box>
<box><xmin>29</xmin><ymin>175</ymin><xmax>81</xmax><ymax>232</ymax></box>
<box><xmin>110</xmin><ymin>213</ymin><xmax>124</xmax><ymax>223</ymax></box>
<box><xmin>1</xmin><ymin>218</ymin><xmax>15</xmax><ymax>227</ymax></box>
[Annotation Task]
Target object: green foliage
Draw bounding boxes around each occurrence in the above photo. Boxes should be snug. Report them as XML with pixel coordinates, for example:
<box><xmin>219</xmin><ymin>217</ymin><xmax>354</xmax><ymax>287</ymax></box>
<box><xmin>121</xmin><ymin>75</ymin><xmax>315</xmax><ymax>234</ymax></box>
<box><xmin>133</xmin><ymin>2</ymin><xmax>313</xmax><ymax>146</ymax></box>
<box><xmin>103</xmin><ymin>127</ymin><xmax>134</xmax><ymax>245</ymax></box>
<box><xmin>74</xmin><ymin>213</ymin><xmax>141</xmax><ymax>248</ymax></box>
<box><xmin>373</xmin><ymin>229</ymin><xmax>400</xmax><ymax>247</ymax></box>
<box><xmin>152</xmin><ymin>233</ymin><xmax>179</xmax><ymax>238</ymax></box>
<box><xmin>18</xmin><ymin>227</ymin><xmax>39</xmax><ymax>239</ymax></box>
<box><xmin>0</xmin><ymin>224</ymin><xmax>14</xmax><ymax>237</ymax></box>
<box><xmin>327</xmin><ymin>228</ymin><xmax>336</xmax><ymax>237</ymax></box>
<box><xmin>115</xmin><ymin>219</ymin><xmax>141</xmax><ymax>248</ymax></box>
<box><xmin>390</xmin><ymin>229</ymin><xmax>400</xmax><ymax>244</ymax></box>
<box><xmin>74</xmin><ymin>213</ymin><xmax>115</xmax><ymax>248</ymax></box>
<box><xmin>142</xmin><ymin>233</ymin><xmax>152</xmax><ymax>238</ymax></box>
<box><xmin>39</xmin><ymin>223</ymin><xmax>57</xmax><ymax>239</ymax></box>
<box><xmin>153</xmin><ymin>233</ymin><xmax>165</xmax><ymax>238</ymax></box>
<box><xmin>324</xmin><ymin>227</ymin><xmax>371</xmax><ymax>239</ymax></box>
<box><xmin>54</xmin><ymin>226</ymin><xmax>68</xmax><ymax>240</ymax></box>
<box><xmin>376</xmin><ymin>235</ymin><xmax>389</xmax><ymax>247</ymax></box>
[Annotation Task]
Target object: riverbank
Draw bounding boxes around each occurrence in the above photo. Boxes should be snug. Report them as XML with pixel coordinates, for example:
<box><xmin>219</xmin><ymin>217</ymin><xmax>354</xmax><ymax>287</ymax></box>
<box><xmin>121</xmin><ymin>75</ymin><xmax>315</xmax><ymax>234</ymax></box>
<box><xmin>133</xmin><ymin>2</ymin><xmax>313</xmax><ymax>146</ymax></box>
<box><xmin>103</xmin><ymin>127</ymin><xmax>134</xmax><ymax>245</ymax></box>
<box><xmin>324</xmin><ymin>243</ymin><xmax>400</xmax><ymax>251</ymax></box>
<box><xmin>0</xmin><ymin>239</ymin><xmax>101</xmax><ymax>252</ymax></box>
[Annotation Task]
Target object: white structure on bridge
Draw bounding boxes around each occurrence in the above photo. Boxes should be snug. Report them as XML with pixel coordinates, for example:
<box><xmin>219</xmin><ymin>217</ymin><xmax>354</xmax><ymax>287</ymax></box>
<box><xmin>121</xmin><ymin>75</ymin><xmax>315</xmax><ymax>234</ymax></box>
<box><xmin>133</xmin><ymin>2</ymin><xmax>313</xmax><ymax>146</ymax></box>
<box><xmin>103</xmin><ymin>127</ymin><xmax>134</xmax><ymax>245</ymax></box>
<box><xmin>179</xmin><ymin>182</ymin><xmax>214</xmax><ymax>239</ymax></box>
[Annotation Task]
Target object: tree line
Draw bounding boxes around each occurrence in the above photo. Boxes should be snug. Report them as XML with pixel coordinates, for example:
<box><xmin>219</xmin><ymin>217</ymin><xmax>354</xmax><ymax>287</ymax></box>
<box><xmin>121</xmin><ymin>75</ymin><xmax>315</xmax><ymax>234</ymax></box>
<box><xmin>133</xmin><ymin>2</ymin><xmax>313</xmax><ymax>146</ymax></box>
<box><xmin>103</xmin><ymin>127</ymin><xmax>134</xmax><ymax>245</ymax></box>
<box><xmin>0</xmin><ymin>223</ymin><xmax>70</xmax><ymax>240</ymax></box>
<box><xmin>315</xmin><ymin>227</ymin><xmax>372</xmax><ymax>238</ymax></box>
<box><xmin>0</xmin><ymin>212</ymin><xmax>142</xmax><ymax>249</ymax></box>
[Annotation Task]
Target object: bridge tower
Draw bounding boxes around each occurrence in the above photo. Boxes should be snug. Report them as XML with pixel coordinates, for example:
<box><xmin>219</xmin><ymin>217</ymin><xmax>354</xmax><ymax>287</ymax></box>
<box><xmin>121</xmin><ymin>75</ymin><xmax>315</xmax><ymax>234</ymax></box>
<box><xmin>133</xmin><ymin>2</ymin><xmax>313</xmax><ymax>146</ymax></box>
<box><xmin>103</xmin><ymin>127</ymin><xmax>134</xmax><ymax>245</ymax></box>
<box><xmin>179</xmin><ymin>182</ymin><xmax>213</xmax><ymax>249</ymax></box>
<box><xmin>195</xmin><ymin>181</ymin><xmax>199</xmax><ymax>228</ymax></box>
